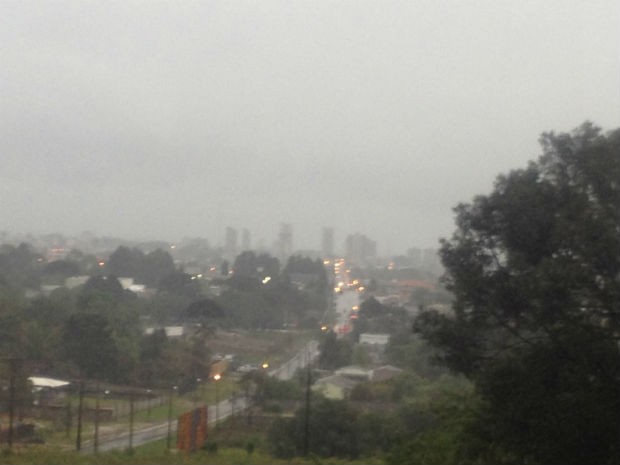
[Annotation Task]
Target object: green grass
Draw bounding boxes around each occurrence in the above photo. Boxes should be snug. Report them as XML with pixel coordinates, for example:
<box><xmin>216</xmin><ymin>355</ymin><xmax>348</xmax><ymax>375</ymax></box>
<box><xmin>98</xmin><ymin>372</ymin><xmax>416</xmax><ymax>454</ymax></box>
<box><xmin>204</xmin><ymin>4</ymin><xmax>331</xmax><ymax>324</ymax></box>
<box><xmin>0</xmin><ymin>444</ymin><xmax>385</xmax><ymax>465</ymax></box>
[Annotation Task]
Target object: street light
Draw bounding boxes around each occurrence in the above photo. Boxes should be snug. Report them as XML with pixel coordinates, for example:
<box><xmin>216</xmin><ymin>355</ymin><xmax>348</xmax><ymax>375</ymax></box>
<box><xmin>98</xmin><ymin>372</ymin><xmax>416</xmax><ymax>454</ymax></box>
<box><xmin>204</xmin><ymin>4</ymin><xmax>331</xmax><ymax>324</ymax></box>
<box><xmin>166</xmin><ymin>385</ymin><xmax>178</xmax><ymax>450</ymax></box>
<box><xmin>146</xmin><ymin>389</ymin><xmax>152</xmax><ymax>418</ymax></box>
<box><xmin>194</xmin><ymin>378</ymin><xmax>201</xmax><ymax>408</ymax></box>
<box><xmin>94</xmin><ymin>383</ymin><xmax>101</xmax><ymax>454</ymax></box>
<box><xmin>213</xmin><ymin>374</ymin><xmax>221</xmax><ymax>428</ymax></box>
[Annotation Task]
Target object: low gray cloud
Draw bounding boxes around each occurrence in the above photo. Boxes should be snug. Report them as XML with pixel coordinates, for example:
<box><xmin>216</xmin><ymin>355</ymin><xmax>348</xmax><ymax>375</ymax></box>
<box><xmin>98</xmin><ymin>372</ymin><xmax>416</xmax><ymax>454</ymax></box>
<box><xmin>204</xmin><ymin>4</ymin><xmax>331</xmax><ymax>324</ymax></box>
<box><xmin>1</xmin><ymin>0</ymin><xmax>619</xmax><ymax>252</ymax></box>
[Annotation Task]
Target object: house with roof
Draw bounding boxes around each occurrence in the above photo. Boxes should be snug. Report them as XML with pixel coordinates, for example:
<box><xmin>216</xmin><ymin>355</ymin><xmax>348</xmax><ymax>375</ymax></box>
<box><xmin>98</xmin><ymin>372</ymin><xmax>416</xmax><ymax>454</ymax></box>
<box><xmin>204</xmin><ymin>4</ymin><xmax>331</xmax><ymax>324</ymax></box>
<box><xmin>372</xmin><ymin>365</ymin><xmax>403</xmax><ymax>382</ymax></box>
<box><xmin>28</xmin><ymin>376</ymin><xmax>70</xmax><ymax>405</ymax></box>
<box><xmin>359</xmin><ymin>333</ymin><xmax>390</xmax><ymax>346</ymax></box>
<box><xmin>312</xmin><ymin>374</ymin><xmax>358</xmax><ymax>400</ymax></box>
<box><xmin>334</xmin><ymin>365</ymin><xmax>373</xmax><ymax>381</ymax></box>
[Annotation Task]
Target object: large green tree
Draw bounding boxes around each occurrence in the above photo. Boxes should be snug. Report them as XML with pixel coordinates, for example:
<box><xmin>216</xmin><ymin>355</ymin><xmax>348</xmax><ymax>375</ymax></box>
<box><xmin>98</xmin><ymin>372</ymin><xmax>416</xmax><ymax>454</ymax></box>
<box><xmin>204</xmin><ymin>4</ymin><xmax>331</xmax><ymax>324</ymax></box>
<box><xmin>415</xmin><ymin>123</ymin><xmax>620</xmax><ymax>465</ymax></box>
<box><xmin>62</xmin><ymin>313</ymin><xmax>120</xmax><ymax>381</ymax></box>
<box><xmin>268</xmin><ymin>397</ymin><xmax>360</xmax><ymax>459</ymax></box>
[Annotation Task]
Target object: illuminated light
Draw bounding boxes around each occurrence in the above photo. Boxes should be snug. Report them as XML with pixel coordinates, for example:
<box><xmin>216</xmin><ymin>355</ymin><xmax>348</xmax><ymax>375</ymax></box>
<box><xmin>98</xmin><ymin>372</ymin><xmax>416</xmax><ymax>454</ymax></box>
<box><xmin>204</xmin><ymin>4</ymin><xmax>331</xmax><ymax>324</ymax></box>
<box><xmin>352</xmin><ymin>279</ymin><xmax>359</xmax><ymax>285</ymax></box>
<box><xmin>190</xmin><ymin>276</ymin><xmax>196</xmax><ymax>280</ymax></box>
<box><xmin>170</xmin><ymin>245</ymin><xmax>176</xmax><ymax>249</ymax></box>
<box><xmin>338</xmin><ymin>282</ymin><xmax>344</xmax><ymax>287</ymax></box>
<box><xmin>213</xmin><ymin>374</ymin><xmax>221</xmax><ymax>381</ymax></box>
<box><xmin>334</xmin><ymin>287</ymin><xmax>341</xmax><ymax>292</ymax></box>
<box><xmin>358</xmin><ymin>286</ymin><xmax>365</xmax><ymax>292</ymax></box>
<box><xmin>209</xmin><ymin>267</ymin><xmax>216</xmax><ymax>272</ymax></box>
<box><xmin>262</xmin><ymin>276</ymin><xmax>271</xmax><ymax>284</ymax></box>
<box><xmin>320</xmin><ymin>325</ymin><xmax>328</xmax><ymax>331</ymax></box>
<box><xmin>352</xmin><ymin>305</ymin><xmax>359</xmax><ymax>311</ymax></box>
<box><xmin>196</xmin><ymin>274</ymin><xmax>203</xmax><ymax>278</ymax></box>
<box><xmin>323</xmin><ymin>260</ymin><xmax>331</xmax><ymax>265</ymax></box>
<box><xmin>262</xmin><ymin>362</ymin><xmax>269</xmax><ymax>369</ymax></box>
<box><xmin>98</xmin><ymin>261</ymin><xmax>105</xmax><ymax>267</ymax></box>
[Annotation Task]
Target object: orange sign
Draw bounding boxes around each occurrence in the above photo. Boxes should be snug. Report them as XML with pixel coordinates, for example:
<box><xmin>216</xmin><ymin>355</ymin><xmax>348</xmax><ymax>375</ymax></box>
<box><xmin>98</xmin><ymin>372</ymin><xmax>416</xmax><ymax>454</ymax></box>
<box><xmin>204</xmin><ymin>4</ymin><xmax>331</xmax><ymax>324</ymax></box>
<box><xmin>177</xmin><ymin>407</ymin><xmax>208</xmax><ymax>451</ymax></box>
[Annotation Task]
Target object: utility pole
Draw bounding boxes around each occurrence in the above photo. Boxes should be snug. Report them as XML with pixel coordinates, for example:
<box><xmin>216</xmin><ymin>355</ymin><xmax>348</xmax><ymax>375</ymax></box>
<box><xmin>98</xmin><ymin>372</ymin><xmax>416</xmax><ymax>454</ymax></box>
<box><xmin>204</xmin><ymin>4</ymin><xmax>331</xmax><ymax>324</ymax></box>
<box><xmin>213</xmin><ymin>374</ymin><xmax>221</xmax><ymax>429</ymax></box>
<box><xmin>166</xmin><ymin>386</ymin><xmax>177</xmax><ymax>450</ymax></box>
<box><xmin>65</xmin><ymin>399</ymin><xmax>72</xmax><ymax>438</ymax></box>
<box><xmin>76</xmin><ymin>381</ymin><xmax>85</xmax><ymax>451</ymax></box>
<box><xmin>303</xmin><ymin>345</ymin><xmax>311</xmax><ymax>456</ymax></box>
<box><xmin>128</xmin><ymin>392</ymin><xmax>135</xmax><ymax>452</ymax></box>
<box><xmin>93</xmin><ymin>383</ymin><xmax>100</xmax><ymax>453</ymax></box>
<box><xmin>7</xmin><ymin>359</ymin><xmax>17</xmax><ymax>450</ymax></box>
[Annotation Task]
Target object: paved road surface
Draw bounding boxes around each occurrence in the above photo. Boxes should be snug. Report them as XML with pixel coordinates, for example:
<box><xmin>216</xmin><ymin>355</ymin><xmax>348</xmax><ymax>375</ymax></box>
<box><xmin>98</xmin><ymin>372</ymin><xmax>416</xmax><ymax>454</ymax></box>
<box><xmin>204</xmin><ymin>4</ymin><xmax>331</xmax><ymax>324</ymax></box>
<box><xmin>333</xmin><ymin>290</ymin><xmax>360</xmax><ymax>336</ymax></box>
<box><xmin>86</xmin><ymin>340</ymin><xmax>317</xmax><ymax>452</ymax></box>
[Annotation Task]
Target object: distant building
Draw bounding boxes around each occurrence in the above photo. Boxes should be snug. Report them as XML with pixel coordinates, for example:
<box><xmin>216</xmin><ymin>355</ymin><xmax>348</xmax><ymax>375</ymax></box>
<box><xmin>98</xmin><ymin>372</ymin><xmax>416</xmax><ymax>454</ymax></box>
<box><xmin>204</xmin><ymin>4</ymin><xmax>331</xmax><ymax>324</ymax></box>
<box><xmin>312</xmin><ymin>374</ymin><xmax>358</xmax><ymax>400</ymax></box>
<box><xmin>65</xmin><ymin>276</ymin><xmax>89</xmax><ymax>289</ymax></box>
<box><xmin>118</xmin><ymin>277</ymin><xmax>134</xmax><ymax>289</ymax></box>
<box><xmin>344</xmin><ymin>233</ymin><xmax>377</xmax><ymax>265</ymax></box>
<box><xmin>29</xmin><ymin>376</ymin><xmax>70</xmax><ymax>405</ymax></box>
<box><xmin>275</xmin><ymin>223</ymin><xmax>293</xmax><ymax>263</ymax></box>
<box><xmin>144</xmin><ymin>326</ymin><xmax>185</xmax><ymax>338</ymax></box>
<box><xmin>359</xmin><ymin>333</ymin><xmax>390</xmax><ymax>346</ymax></box>
<box><xmin>335</xmin><ymin>365</ymin><xmax>373</xmax><ymax>381</ymax></box>
<box><xmin>224</xmin><ymin>227</ymin><xmax>238</xmax><ymax>261</ymax></box>
<box><xmin>372</xmin><ymin>365</ymin><xmax>403</xmax><ymax>382</ymax></box>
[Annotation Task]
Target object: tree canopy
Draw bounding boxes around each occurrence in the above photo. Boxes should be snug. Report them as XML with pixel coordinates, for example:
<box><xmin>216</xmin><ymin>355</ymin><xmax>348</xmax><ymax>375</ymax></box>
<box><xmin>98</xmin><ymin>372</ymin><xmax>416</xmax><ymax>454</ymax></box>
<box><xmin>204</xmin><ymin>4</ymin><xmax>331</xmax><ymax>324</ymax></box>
<box><xmin>415</xmin><ymin>123</ymin><xmax>620</xmax><ymax>464</ymax></box>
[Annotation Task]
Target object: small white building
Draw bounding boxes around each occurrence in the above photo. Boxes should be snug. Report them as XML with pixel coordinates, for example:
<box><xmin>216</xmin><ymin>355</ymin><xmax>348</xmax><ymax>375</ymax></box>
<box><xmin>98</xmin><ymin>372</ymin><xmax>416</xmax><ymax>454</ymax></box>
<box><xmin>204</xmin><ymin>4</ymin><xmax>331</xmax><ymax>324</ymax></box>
<box><xmin>359</xmin><ymin>333</ymin><xmax>390</xmax><ymax>346</ymax></box>
<box><xmin>65</xmin><ymin>276</ymin><xmax>89</xmax><ymax>289</ymax></box>
<box><xmin>335</xmin><ymin>365</ymin><xmax>373</xmax><ymax>381</ymax></box>
<box><xmin>28</xmin><ymin>376</ymin><xmax>71</xmax><ymax>405</ymax></box>
<box><xmin>312</xmin><ymin>374</ymin><xmax>358</xmax><ymax>400</ymax></box>
<box><xmin>144</xmin><ymin>326</ymin><xmax>185</xmax><ymax>338</ymax></box>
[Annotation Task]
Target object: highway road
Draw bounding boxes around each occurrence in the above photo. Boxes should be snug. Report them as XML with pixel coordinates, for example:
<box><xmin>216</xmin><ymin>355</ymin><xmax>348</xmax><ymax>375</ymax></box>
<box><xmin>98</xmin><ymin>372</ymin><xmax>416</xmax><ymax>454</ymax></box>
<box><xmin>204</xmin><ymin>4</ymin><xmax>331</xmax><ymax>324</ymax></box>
<box><xmin>333</xmin><ymin>290</ymin><xmax>360</xmax><ymax>336</ymax></box>
<box><xmin>269</xmin><ymin>339</ymin><xmax>319</xmax><ymax>380</ymax></box>
<box><xmin>86</xmin><ymin>339</ymin><xmax>318</xmax><ymax>452</ymax></box>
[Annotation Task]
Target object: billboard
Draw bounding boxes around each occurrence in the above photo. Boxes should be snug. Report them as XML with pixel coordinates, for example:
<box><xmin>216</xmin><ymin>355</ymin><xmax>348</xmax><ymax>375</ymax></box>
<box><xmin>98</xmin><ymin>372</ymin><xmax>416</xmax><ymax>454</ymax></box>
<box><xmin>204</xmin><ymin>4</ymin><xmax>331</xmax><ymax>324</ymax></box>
<box><xmin>177</xmin><ymin>407</ymin><xmax>208</xmax><ymax>451</ymax></box>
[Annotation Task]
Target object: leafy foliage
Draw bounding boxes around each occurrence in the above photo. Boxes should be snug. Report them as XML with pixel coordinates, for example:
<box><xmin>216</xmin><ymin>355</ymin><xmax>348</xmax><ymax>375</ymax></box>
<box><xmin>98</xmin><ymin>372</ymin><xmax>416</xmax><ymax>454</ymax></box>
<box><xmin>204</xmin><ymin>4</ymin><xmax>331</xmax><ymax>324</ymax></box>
<box><xmin>106</xmin><ymin>246</ymin><xmax>175</xmax><ymax>286</ymax></box>
<box><xmin>62</xmin><ymin>313</ymin><xmax>120</xmax><ymax>380</ymax></box>
<box><xmin>415</xmin><ymin>123</ymin><xmax>620</xmax><ymax>464</ymax></box>
<box><xmin>318</xmin><ymin>330</ymin><xmax>353</xmax><ymax>369</ymax></box>
<box><xmin>268</xmin><ymin>398</ymin><xmax>361</xmax><ymax>459</ymax></box>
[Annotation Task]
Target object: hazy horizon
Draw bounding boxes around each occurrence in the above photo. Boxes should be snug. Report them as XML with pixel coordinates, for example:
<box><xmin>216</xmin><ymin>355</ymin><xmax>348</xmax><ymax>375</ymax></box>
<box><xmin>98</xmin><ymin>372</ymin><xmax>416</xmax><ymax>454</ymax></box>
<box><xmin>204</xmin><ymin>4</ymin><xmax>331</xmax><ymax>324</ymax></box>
<box><xmin>2</xmin><ymin>1</ymin><xmax>619</xmax><ymax>255</ymax></box>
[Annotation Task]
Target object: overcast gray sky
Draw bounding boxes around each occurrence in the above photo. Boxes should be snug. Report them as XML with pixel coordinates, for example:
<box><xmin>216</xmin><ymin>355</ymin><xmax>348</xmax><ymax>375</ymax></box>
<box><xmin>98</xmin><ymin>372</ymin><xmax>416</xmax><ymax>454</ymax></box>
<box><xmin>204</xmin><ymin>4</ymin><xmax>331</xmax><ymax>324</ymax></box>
<box><xmin>1</xmin><ymin>0</ymin><xmax>619</xmax><ymax>254</ymax></box>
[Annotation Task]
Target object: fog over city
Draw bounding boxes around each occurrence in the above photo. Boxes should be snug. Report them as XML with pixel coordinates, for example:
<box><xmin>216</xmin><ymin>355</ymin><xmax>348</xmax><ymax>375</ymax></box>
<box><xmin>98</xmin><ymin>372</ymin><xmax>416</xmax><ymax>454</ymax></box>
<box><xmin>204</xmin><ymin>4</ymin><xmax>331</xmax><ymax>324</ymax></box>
<box><xmin>2</xmin><ymin>1</ymin><xmax>618</xmax><ymax>253</ymax></box>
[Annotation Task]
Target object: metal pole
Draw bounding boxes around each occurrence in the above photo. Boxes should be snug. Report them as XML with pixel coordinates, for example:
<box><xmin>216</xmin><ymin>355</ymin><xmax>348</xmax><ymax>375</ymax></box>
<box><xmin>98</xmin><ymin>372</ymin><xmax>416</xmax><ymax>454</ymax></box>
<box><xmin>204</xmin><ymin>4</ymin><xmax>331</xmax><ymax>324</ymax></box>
<box><xmin>7</xmin><ymin>360</ymin><xmax>16</xmax><ymax>450</ymax></box>
<box><xmin>303</xmin><ymin>348</ymin><xmax>311</xmax><ymax>456</ymax></box>
<box><xmin>166</xmin><ymin>387</ymin><xmax>174</xmax><ymax>449</ymax></box>
<box><xmin>94</xmin><ymin>383</ymin><xmax>100</xmax><ymax>453</ymax></box>
<box><xmin>215</xmin><ymin>380</ymin><xmax>219</xmax><ymax>428</ymax></box>
<box><xmin>128</xmin><ymin>392</ymin><xmax>134</xmax><ymax>451</ymax></box>
<box><xmin>66</xmin><ymin>399</ymin><xmax>72</xmax><ymax>438</ymax></box>
<box><xmin>76</xmin><ymin>381</ymin><xmax>84</xmax><ymax>451</ymax></box>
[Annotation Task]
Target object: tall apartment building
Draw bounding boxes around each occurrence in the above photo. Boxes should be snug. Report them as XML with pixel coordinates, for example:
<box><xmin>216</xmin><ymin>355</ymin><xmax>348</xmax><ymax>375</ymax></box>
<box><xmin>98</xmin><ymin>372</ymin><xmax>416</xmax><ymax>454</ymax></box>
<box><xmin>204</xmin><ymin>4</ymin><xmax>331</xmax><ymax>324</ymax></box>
<box><xmin>344</xmin><ymin>233</ymin><xmax>377</xmax><ymax>265</ymax></box>
<box><xmin>276</xmin><ymin>223</ymin><xmax>293</xmax><ymax>264</ymax></box>
<box><xmin>224</xmin><ymin>226</ymin><xmax>238</xmax><ymax>261</ymax></box>
<box><xmin>321</xmin><ymin>227</ymin><xmax>334</xmax><ymax>259</ymax></box>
